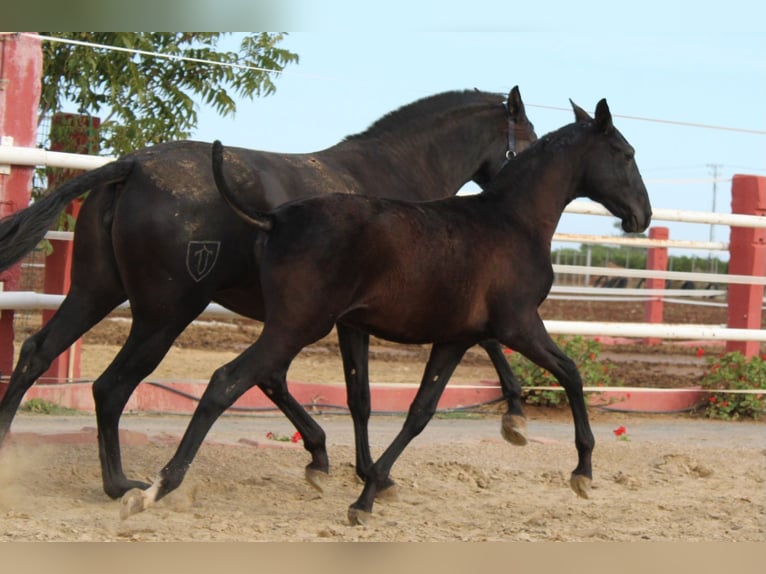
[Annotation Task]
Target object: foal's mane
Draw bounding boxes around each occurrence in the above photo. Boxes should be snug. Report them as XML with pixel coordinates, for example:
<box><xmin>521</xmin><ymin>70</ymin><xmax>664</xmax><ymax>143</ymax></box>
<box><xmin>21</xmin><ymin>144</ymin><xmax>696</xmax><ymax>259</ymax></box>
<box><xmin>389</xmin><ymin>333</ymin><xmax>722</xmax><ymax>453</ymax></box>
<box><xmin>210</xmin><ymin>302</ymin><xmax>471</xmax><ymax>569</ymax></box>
<box><xmin>480</xmin><ymin>119</ymin><xmax>591</xmax><ymax>195</ymax></box>
<box><xmin>343</xmin><ymin>90</ymin><xmax>505</xmax><ymax>143</ymax></box>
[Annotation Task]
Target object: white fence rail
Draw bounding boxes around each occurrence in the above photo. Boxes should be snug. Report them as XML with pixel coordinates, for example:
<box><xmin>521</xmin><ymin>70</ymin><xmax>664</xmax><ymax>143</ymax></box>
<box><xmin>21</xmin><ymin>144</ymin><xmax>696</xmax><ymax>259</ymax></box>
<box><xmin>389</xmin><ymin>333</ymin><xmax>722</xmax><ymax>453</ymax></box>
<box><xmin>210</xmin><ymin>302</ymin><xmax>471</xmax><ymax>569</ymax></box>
<box><xmin>2</xmin><ymin>146</ymin><xmax>764</xmax><ymax>347</ymax></box>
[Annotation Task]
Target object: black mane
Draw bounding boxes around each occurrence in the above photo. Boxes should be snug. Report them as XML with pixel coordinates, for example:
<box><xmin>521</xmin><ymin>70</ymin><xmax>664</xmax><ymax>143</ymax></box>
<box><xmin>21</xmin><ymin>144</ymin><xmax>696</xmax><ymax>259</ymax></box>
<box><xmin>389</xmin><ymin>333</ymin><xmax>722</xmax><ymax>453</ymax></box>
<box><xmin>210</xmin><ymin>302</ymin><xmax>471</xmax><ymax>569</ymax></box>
<box><xmin>345</xmin><ymin>90</ymin><xmax>505</xmax><ymax>142</ymax></box>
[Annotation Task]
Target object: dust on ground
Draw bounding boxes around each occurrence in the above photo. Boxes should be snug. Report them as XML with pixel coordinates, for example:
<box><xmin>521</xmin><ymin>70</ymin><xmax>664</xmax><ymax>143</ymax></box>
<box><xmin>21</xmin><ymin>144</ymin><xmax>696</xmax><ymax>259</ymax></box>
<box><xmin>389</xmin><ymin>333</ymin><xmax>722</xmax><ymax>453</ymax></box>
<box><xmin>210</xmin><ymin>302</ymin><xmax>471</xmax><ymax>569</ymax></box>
<box><xmin>1</xmin><ymin>409</ymin><xmax>764</xmax><ymax>541</ymax></box>
<box><xmin>2</xmin><ymin>299</ymin><xmax>764</xmax><ymax>541</ymax></box>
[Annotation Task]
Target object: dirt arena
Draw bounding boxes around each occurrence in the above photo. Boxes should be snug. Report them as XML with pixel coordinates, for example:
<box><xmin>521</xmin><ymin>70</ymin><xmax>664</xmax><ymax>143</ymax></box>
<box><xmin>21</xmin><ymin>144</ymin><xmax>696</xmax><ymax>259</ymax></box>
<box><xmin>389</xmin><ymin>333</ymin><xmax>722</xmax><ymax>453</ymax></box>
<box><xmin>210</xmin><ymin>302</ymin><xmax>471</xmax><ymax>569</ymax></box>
<box><xmin>1</xmin><ymin>300</ymin><xmax>764</xmax><ymax>541</ymax></box>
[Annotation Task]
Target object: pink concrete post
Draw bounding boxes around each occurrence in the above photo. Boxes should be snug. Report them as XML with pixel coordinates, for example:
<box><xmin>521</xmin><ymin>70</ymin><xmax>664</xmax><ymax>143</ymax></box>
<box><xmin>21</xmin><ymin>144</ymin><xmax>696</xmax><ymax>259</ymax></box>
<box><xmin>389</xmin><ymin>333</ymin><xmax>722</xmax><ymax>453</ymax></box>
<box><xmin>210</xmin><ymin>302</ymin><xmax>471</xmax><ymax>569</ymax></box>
<box><xmin>643</xmin><ymin>226</ymin><xmax>669</xmax><ymax>345</ymax></box>
<box><xmin>726</xmin><ymin>175</ymin><xmax>766</xmax><ymax>356</ymax></box>
<box><xmin>0</xmin><ymin>34</ymin><xmax>42</xmax><ymax>384</ymax></box>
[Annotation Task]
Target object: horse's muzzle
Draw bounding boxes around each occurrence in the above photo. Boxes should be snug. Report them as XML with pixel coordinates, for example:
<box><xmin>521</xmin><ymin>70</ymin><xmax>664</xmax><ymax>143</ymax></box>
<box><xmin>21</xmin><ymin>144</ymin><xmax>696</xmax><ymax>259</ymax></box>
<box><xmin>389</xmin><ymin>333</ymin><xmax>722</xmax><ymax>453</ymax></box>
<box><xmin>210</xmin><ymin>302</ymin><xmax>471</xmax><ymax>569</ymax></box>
<box><xmin>621</xmin><ymin>210</ymin><xmax>651</xmax><ymax>234</ymax></box>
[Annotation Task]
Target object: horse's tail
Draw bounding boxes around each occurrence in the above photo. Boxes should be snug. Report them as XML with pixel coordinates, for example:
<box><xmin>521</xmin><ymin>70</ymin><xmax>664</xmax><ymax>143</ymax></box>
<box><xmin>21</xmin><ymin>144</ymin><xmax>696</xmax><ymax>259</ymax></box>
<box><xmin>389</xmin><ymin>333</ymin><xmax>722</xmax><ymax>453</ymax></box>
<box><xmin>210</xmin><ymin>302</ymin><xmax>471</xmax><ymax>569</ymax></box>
<box><xmin>211</xmin><ymin>140</ymin><xmax>273</xmax><ymax>232</ymax></box>
<box><xmin>0</xmin><ymin>159</ymin><xmax>134</xmax><ymax>271</ymax></box>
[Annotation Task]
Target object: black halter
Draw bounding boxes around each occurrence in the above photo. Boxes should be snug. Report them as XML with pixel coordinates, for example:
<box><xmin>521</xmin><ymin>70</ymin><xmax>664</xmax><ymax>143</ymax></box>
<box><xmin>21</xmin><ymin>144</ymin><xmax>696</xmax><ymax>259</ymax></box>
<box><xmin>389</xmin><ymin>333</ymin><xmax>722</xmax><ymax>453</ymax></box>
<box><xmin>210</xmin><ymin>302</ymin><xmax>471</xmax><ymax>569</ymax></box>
<box><xmin>506</xmin><ymin>116</ymin><xmax>517</xmax><ymax>160</ymax></box>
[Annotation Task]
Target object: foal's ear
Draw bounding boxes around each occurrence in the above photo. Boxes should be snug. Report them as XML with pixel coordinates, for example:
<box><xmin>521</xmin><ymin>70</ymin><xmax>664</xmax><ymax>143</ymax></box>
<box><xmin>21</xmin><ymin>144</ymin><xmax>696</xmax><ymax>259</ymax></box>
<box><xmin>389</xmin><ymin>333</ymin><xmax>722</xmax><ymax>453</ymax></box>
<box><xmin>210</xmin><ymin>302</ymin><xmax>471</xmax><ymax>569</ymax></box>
<box><xmin>570</xmin><ymin>99</ymin><xmax>592</xmax><ymax>122</ymax></box>
<box><xmin>594</xmin><ymin>98</ymin><xmax>614</xmax><ymax>133</ymax></box>
<box><xmin>507</xmin><ymin>85</ymin><xmax>526</xmax><ymax>120</ymax></box>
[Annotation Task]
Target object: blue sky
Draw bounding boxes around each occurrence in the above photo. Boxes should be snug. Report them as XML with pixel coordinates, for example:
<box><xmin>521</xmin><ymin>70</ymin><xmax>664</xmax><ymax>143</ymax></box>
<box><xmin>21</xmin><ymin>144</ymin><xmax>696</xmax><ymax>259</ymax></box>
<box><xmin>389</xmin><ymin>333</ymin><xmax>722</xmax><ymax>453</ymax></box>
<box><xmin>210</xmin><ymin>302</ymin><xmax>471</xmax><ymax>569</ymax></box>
<box><xmin>190</xmin><ymin>5</ymin><xmax>765</xmax><ymax>259</ymax></box>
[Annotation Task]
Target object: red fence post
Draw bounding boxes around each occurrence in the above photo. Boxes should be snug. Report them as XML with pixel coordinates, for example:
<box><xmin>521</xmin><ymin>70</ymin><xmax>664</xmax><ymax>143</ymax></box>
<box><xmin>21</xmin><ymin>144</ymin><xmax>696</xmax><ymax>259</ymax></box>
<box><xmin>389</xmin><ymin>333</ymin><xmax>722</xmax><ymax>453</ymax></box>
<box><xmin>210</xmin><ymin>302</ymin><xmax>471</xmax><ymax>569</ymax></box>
<box><xmin>643</xmin><ymin>226</ymin><xmax>669</xmax><ymax>345</ymax></box>
<box><xmin>0</xmin><ymin>33</ymin><xmax>42</xmax><ymax>384</ymax></box>
<box><xmin>726</xmin><ymin>175</ymin><xmax>766</xmax><ymax>357</ymax></box>
<box><xmin>40</xmin><ymin>113</ymin><xmax>100</xmax><ymax>382</ymax></box>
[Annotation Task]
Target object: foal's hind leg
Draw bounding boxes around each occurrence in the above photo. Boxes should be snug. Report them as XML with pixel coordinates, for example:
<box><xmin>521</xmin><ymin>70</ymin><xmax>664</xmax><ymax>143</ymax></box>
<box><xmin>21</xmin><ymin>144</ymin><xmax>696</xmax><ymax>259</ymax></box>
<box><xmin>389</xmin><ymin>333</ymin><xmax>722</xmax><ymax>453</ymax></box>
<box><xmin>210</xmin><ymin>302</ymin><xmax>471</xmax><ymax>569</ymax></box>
<box><xmin>0</xmin><ymin>285</ymin><xmax>125</xmax><ymax>447</ymax></box>
<box><xmin>347</xmin><ymin>342</ymin><xmax>468</xmax><ymax>526</ymax></box>
<box><xmin>120</xmin><ymin>330</ymin><xmax>307</xmax><ymax>519</ymax></box>
<box><xmin>478</xmin><ymin>340</ymin><xmax>528</xmax><ymax>446</ymax></box>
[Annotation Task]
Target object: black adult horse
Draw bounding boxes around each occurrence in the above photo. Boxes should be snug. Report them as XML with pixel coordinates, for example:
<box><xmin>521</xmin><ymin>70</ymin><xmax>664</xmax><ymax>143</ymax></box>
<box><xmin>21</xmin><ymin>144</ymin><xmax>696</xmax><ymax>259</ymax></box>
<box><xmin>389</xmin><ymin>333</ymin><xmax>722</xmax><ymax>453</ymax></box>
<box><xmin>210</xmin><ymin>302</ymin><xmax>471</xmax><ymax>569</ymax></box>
<box><xmin>0</xmin><ymin>87</ymin><xmax>537</xmax><ymax>499</ymax></box>
<box><xmin>119</xmin><ymin>97</ymin><xmax>651</xmax><ymax>524</ymax></box>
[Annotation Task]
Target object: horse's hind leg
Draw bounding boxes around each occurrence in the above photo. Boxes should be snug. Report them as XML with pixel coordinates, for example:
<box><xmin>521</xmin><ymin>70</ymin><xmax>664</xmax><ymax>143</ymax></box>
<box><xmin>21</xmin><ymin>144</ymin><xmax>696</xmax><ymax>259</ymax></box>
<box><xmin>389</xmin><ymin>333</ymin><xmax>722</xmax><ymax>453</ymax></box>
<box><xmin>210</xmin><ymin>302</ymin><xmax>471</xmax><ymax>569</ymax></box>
<box><xmin>336</xmin><ymin>323</ymin><xmax>395</xmax><ymax>495</ymax></box>
<box><xmin>347</xmin><ymin>342</ymin><xmax>468</xmax><ymax>525</ymax></box>
<box><xmin>0</xmin><ymin>284</ymin><xmax>124</xmax><ymax>446</ymax></box>
<box><xmin>478</xmin><ymin>340</ymin><xmax>528</xmax><ymax>446</ymax></box>
<box><xmin>92</xmin><ymin>308</ymin><xmax>207</xmax><ymax>499</ymax></box>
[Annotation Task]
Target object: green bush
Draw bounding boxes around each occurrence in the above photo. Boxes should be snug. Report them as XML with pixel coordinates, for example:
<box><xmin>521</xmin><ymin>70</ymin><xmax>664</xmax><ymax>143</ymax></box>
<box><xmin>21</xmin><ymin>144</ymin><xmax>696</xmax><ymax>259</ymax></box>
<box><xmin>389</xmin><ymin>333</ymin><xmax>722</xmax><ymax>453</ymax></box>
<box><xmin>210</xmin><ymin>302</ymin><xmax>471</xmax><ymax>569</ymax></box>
<box><xmin>699</xmin><ymin>352</ymin><xmax>766</xmax><ymax>420</ymax></box>
<box><xmin>20</xmin><ymin>398</ymin><xmax>79</xmax><ymax>415</ymax></box>
<box><xmin>506</xmin><ymin>336</ymin><xmax>620</xmax><ymax>407</ymax></box>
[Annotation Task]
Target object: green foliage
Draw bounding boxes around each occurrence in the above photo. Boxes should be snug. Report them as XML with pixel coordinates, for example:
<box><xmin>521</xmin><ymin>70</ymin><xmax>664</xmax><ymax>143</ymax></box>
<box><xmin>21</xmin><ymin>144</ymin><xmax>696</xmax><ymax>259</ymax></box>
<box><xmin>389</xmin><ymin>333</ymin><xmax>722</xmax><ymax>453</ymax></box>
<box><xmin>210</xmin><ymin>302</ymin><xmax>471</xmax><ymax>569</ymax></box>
<box><xmin>39</xmin><ymin>32</ymin><xmax>298</xmax><ymax>155</ymax></box>
<box><xmin>506</xmin><ymin>336</ymin><xmax>620</xmax><ymax>407</ymax></box>
<box><xmin>552</xmin><ymin>243</ymin><xmax>728</xmax><ymax>278</ymax></box>
<box><xmin>20</xmin><ymin>398</ymin><xmax>79</xmax><ymax>415</ymax></box>
<box><xmin>699</xmin><ymin>352</ymin><xmax>766</xmax><ymax>420</ymax></box>
<box><xmin>580</xmin><ymin>243</ymin><xmax>647</xmax><ymax>270</ymax></box>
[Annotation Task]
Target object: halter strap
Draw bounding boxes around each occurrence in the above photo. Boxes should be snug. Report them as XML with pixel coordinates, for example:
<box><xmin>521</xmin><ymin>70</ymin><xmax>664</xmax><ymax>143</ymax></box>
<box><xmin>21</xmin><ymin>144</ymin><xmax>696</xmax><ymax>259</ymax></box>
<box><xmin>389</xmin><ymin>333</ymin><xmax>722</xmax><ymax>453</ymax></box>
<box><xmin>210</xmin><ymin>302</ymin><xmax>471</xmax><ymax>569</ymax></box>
<box><xmin>506</xmin><ymin>116</ymin><xmax>517</xmax><ymax>160</ymax></box>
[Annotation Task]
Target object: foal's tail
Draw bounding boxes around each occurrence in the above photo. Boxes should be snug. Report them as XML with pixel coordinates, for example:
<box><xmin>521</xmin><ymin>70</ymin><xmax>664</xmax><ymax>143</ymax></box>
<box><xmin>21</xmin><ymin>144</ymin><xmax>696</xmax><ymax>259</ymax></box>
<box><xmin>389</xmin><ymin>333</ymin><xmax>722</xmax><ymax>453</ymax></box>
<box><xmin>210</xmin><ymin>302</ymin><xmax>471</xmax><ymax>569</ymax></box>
<box><xmin>211</xmin><ymin>140</ymin><xmax>273</xmax><ymax>232</ymax></box>
<box><xmin>0</xmin><ymin>159</ymin><xmax>134</xmax><ymax>271</ymax></box>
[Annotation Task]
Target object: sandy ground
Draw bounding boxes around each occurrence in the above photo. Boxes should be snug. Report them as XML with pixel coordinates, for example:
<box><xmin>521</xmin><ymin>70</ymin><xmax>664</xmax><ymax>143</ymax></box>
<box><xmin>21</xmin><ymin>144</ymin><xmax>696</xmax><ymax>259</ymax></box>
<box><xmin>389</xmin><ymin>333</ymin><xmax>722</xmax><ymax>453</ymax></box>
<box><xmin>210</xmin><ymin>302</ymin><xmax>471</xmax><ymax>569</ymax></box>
<box><xmin>1</xmin><ymin>408</ymin><xmax>764</xmax><ymax>541</ymax></box>
<box><xmin>2</xmin><ymin>300</ymin><xmax>764</xmax><ymax>541</ymax></box>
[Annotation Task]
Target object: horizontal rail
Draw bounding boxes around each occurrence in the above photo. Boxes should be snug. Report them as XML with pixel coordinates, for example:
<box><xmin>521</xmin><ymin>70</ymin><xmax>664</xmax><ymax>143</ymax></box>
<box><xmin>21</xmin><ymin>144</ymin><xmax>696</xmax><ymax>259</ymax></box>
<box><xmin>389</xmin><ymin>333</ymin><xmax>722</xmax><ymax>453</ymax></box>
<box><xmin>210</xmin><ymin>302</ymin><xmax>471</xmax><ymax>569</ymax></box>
<box><xmin>543</xmin><ymin>320</ymin><xmax>766</xmax><ymax>342</ymax></box>
<box><xmin>554</xmin><ymin>233</ymin><xmax>728</xmax><ymax>251</ymax></box>
<box><xmin>546</xmin><ymin>295</ymin><xmax>730</xmax><ymax>308</ymax></box>
<box><xmin>39</xmin><ymin>229</ymin><xmax>737</xmax><ymax>254</ymax></box>
<box><xmin>565</xmin><ymin>200</ymin><xmax>766</xmax><ymax>229</ymax></box>
<box><xmin>2</xmin><ymin>292</ymin><xmax>764</xmax><ymax>344</ymax></box>
<box><xmin>0</xmin><ymin>291</ymin><xmax>239</xmax><ymax>317</ymax></box>
<box><xmin>3</xmin><ymin>145</ymin><xmax>763</xmax><ymax>231</ymax></box>
<box><xmin>553</xmin><ymin>264</ymin><xmax>766</xmax><ymax>286</ymax></box>
<box><xmin>550</xmin><ymin>286</ymin><xmax>726</xmax><ymax>298</ymax></box>
<box><xmin>0</xmin><ymin>144</ymin><xmax>114</xmax><ymax>171</ymax></box>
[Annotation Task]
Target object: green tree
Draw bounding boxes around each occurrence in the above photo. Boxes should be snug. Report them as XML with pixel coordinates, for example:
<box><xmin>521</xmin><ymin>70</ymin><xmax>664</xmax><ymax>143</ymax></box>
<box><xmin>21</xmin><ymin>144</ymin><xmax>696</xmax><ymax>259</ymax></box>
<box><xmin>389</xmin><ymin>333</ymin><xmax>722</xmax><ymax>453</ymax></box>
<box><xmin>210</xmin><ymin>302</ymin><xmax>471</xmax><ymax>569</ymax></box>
<box><xmin>39</xmin><ymin>32</ymin><xmax>298</xmax><ymax>155</ymax></box>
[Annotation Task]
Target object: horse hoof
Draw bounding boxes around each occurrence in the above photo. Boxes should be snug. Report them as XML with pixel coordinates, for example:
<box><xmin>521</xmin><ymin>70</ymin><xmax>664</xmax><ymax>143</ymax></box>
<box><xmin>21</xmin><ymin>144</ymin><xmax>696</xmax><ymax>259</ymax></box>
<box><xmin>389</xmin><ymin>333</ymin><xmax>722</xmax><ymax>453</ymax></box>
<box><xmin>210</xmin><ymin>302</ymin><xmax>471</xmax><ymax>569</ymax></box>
<box><xmin>104</xmin><ymin>479</ymin><xmax>152</xmax><ymax>500</ymax></box>
<box><xmin>347</xmin><ymin>506</ymin><xmax>372</xmax><ymax>526</ymax></box>
<box><xmin>120</xmin><ymin>488</ymin><xmax>149</xmax><ymax>520</ymax></box>
<box><xmin>501</xmin><ymin>413</ymin><xmax>528</xmax><ymax>446</ymax></box>
<box><xmin>305</xmin><ymin>466</ymin><xmax>329</xmax><ymax>493</ymax></box>
<box><xmin>569</xmin><ymin>474</ymin><xmax>591</xmax><ymax>499</ymax></box>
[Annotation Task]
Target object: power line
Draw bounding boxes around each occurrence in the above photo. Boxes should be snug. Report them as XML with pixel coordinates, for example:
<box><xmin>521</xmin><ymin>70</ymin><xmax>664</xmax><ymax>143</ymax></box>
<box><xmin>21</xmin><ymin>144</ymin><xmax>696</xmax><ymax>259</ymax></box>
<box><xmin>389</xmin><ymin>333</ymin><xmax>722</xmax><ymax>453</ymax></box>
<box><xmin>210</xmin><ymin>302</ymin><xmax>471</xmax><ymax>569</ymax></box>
<box><xmin>19</xmin><ymin>32</ymin><xmax>288</xmax><ymax>77</ymax></box>
<box><xmin>8</xmin><ymin>32</ymin><xmax>766</xmax><ymax>137</ymax></box>
<box><xmin>528</xmin><ymin>104</ymin><xmax>766</xmax><ymax>136</ymax></box>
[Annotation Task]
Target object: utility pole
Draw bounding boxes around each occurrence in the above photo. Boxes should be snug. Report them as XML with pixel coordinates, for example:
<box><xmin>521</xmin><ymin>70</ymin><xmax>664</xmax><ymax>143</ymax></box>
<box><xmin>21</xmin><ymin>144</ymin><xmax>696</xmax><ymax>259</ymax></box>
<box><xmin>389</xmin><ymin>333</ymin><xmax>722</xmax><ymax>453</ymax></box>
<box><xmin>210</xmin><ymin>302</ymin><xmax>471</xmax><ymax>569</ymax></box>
<box><xmin>706</xmin><ymin>163</ymin><xmax>722</xmax><ymax>273</ymax></box>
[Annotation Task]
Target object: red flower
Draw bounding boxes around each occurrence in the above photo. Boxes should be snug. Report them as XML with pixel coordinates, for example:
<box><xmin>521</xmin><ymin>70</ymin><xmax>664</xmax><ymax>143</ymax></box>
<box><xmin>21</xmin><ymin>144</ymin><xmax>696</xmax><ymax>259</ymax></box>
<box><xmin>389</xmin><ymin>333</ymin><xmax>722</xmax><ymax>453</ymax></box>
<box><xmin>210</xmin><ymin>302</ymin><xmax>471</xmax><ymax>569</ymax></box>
<box><xmin>613</xmin><ymin>425</ymin><xmax>627</xmax><ymax>437</ymax></box>
<box><xmin>709</xmin><ymin>396</ymin><xmax>717</xmax><ymax>403</ymax></box>
<box><xmin>266</xmin><ymin>431</ymin><xmax>274</xmax><ymax>439</ymax></box>
<box><xmin>696</xmin><ymin>347</ymin><xmax>705</xmax><ymax>357</ymax></box>
<box><xmin>291</xmin><ymin>431</ymin><xmax>302</xmax><ymax>443</ymax></box>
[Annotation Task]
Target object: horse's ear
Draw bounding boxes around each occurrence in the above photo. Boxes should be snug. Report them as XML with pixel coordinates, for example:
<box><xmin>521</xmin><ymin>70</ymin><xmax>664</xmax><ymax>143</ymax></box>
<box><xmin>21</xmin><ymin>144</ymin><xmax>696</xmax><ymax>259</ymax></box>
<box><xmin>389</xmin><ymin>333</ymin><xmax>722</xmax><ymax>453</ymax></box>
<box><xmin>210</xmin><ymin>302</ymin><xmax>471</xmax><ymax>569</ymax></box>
<box><xmin>570</xmin><ymin>99</ymin><xmax>592</xmax><ymax>123</ymax></box>
<box><xmin>594</xmin><ymin>99</ymin><xmax>614</xmax><ymax>133</ymax></box>
<box><xmin>507</xmin><ymin>86</ymin><xmax>526</xmax><ymax>120</ymax></box>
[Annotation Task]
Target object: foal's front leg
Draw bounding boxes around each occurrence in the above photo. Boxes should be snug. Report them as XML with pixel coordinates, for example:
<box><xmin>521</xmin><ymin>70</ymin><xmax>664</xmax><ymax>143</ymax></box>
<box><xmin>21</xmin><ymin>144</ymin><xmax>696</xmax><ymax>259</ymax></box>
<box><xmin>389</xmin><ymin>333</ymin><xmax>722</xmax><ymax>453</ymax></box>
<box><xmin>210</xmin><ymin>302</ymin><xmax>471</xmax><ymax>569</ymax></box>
<box><xmin>502</xmin><ymin>317</ymin><xmax>594</xmax><ymax>498</ymax></box>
